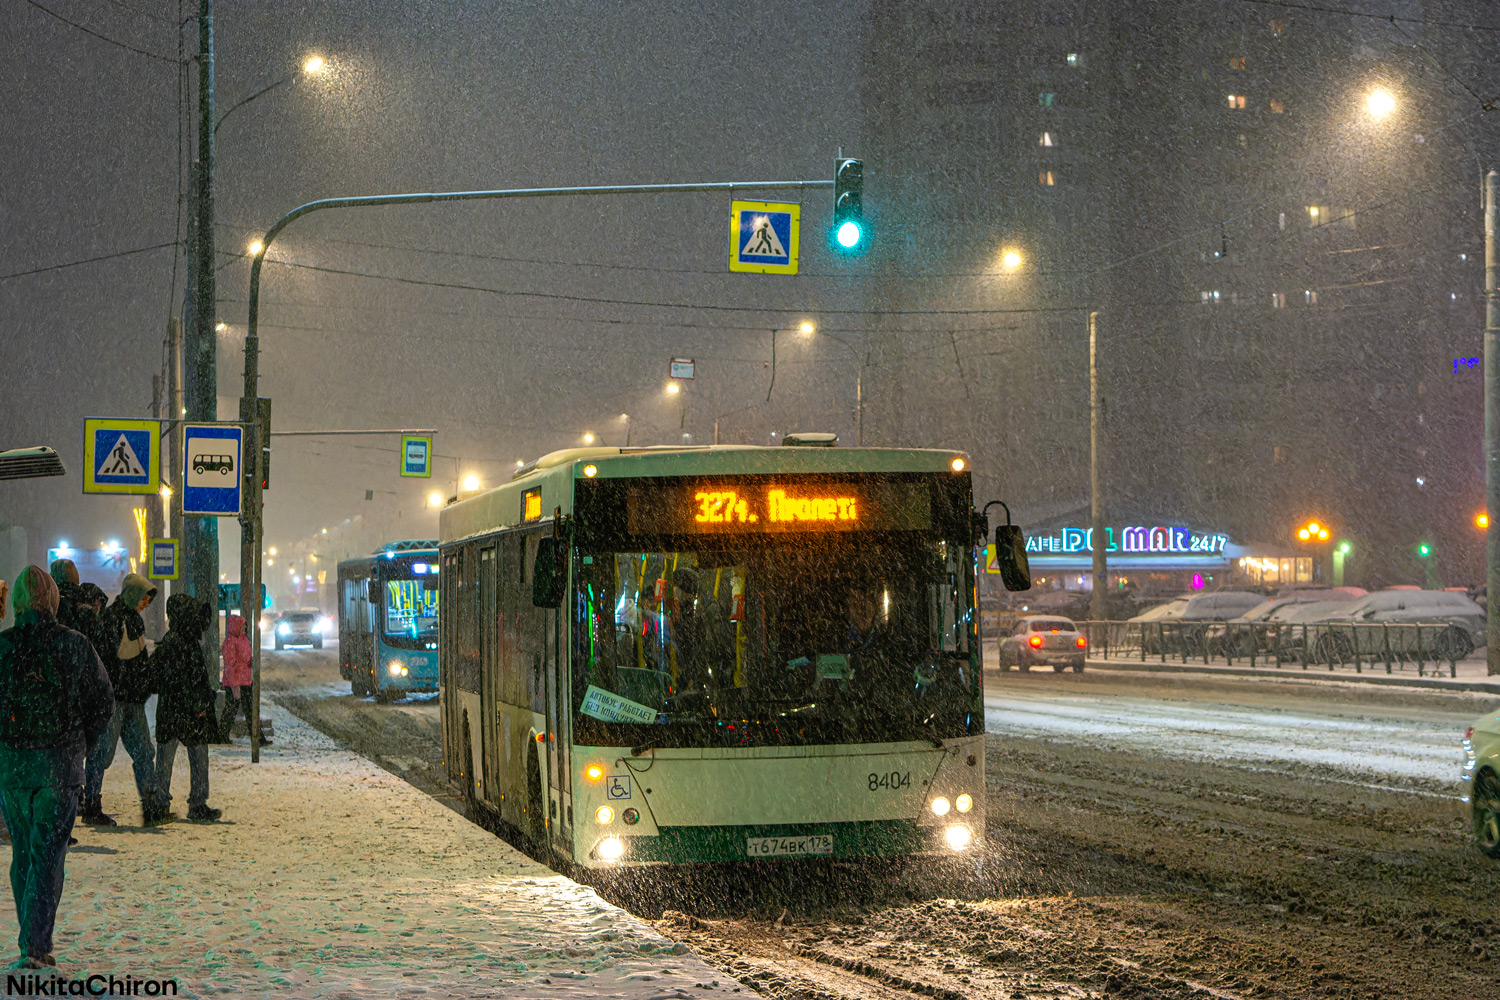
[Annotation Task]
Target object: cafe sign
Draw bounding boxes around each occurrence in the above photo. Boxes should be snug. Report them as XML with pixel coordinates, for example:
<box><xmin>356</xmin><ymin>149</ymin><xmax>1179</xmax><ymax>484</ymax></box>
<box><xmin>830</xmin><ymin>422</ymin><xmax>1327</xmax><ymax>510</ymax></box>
<box><xmin>1026</xmin><ymin>525</ymin><xmax>1230</xmax><ymax>556</ymax></box>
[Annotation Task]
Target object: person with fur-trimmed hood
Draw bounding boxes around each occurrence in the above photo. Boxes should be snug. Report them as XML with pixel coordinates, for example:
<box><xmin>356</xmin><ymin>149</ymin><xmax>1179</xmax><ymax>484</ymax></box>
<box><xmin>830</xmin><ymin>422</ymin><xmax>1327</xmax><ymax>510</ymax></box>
<box><xmin>93</xmin><ymin>574</ymin><xmax>166</xmax><ymax>825</ymax></box>
<box><xmin>0</xmin><ymin>566</ymin><xmax>114</xmax><ymax>969</ymax></box>
<box><xmin>152</xmin><ymin>595</ymin><xmax>221</xmax><ymax>824</ymax></box>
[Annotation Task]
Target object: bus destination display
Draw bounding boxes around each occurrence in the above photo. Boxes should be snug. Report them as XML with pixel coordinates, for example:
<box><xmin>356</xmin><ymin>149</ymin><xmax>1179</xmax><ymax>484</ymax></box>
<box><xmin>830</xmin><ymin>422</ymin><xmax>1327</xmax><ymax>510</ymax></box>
<box><xmin>624</xmin><ymin>478</ymin><xmax>933</xmax><ymax>534</ymax></box>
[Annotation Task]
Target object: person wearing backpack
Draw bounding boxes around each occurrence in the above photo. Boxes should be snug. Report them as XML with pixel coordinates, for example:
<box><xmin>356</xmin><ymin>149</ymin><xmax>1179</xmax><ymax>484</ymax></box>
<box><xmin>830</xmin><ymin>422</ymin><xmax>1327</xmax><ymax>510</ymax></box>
<box><xmin>0</xmin><ymin>566</ymin><xmax>114</xmax><ymax>970</ymax></box>
<box><xmin>92</xmin><ymin>575</ymin><xmax>166</xmax><ymax>825</ymax></box>
<box><xmin>46</xmin><ymin>561</ymin><xmax>114</xmax><ymax>827</ymax></box>
<box><xmin>152</xmin><ymin>595</ymin><xmax>222</xmax><ymax>823</ymax></box>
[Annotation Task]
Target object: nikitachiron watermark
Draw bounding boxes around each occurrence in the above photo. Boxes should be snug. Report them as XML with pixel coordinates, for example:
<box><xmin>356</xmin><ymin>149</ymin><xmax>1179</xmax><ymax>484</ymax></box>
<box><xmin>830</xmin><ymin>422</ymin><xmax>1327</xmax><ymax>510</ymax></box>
<box><xmin>6</xmin><ymin>973</ymin><xmax>178</xmax><ymax>996</ymax></box>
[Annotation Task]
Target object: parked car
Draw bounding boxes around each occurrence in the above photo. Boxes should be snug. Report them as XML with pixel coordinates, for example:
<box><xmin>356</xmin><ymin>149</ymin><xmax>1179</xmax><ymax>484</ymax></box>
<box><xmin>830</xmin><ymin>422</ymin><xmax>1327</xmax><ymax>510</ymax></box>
<box><xmin>1462</xmin><ymin>709</ymin><xmax>1500</xmax><ymax>858</ymax></box>
<box><xmin>273</xmin><ymin>610</ymin><xmax>331</xmax><ymax>650</ymax></box>
<box><xmin>1131</xmin><ymin>592</ymin><xmax>1262</xmax><ymax>654</ymax></box>
<box><xmin>1216</xmin><ymin>589</ymin><xmax>1369</xmax><ymax>656</ymax></box>
<box><xmin>1302</xmin><ymin>590</ymin><xmax>1485</xmax><ymax>662</ymax></box>
<box><xmin>998</xmin><ymin>616</ymin><xmax>1087</xmax><ymax>672</ymax></box>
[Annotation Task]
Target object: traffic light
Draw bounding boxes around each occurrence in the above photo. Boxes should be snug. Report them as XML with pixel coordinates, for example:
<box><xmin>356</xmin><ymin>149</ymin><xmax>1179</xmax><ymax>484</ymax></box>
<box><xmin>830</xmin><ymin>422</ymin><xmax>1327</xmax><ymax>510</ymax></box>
<box><xmin>1417</xmin><ymin>542</ymin><xmax>1432</xmax><ymax>558</ymax></box>
<box><xmin>832</xmin><ymin>157</ymin><xmax>864</xmax><ymax>251</ymax></box>
<box><xmin>241</xmin><ymin>396</ymin><xmax>272</xmax><ymax>491</ymax></box>
<box><xmin>1477</xmin><ymin>511</ymin><xmax>1489</xmax><ymax>530</ymax></box>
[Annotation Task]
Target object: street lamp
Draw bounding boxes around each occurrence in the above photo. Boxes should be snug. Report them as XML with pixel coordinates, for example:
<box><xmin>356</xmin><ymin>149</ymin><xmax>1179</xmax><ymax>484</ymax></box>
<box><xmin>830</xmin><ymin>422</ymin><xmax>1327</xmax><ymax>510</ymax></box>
<box><xmin>1366</xmin><ymin>87</ymin><xmax>1397</xmax><ymax>120</ymax></box>
<box><xmin>247</xmin><ymin>240</ymin><xmax>264</xmax><ymax>257</ymax></box>
<box><xmin>462</xmin><ymin>474</ymin><xmax>480</xmax><ymax>492</ymax></box>
<box><xmin>214</xmin><ymin>54</ymin><xmax>332</xmax><ymax>136</ymax></box>
<box><xmin>619</xmin><ymin>413</ymin><xmax>631</xmax><ymax>446</ymax></box>
<box><xmin>427</xmin><ymin>491</ymin><xmax>443</xmax><ymax>508</ymax></box>
<box><xmin>582</xmin><ymin>432</ymin><xmax>595</xmax><ymax>445</ymax></box>
<box><xmin>1296</xmin><ymin>520</ymin><xmax>1332</xmax><ymax>582</ymax></box>
<box><xmin>1001</xmin><ymin>249</ymin><xmax>1023</xmax><ymax>270</ymax></box>
<box><xmin>1477</xmin><ymin>512</ymin><xmax>1490</xmax><ymax>530</ymax></box>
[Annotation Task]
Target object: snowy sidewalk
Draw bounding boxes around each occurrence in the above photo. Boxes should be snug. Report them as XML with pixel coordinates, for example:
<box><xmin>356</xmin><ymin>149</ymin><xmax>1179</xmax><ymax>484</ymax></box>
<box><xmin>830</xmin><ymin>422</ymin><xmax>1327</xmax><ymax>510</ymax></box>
<box><xmin>18</xmin><ymin>702</ymin><xmax>742</xmax><ymax>999</ymax></box>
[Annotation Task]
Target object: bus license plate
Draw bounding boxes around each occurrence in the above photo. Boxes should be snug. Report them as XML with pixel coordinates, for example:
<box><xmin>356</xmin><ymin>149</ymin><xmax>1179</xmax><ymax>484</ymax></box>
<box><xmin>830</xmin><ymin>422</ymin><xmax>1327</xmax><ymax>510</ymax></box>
<box><xmin>746</xmin><ymin>834</ymin><xmax>833</xmax><ymax>858</ymax></box>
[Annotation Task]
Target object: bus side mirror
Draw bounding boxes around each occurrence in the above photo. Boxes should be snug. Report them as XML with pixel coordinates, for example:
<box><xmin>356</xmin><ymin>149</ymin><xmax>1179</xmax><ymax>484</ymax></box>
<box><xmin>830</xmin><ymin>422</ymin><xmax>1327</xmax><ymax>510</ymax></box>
<box><xmin>532</xmin><ymin>536</ymin><xmax>567</xmax><ymax>608</ymax></box>
<box><xmin>366</xmin><ymin>580</ymin><xmax>379</xmax><ymax>604</ymax></box>
<box><xmin>994</xmin><ymin>524</ymin><xmax>1032</xmax><ymax>592</ymax></box>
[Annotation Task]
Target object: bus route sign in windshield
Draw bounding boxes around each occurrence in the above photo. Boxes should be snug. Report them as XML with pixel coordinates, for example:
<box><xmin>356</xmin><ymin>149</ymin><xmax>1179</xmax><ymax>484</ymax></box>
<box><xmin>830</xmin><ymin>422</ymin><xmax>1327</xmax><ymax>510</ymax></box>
<box><xmin>623</xmin><ymin>478</ymin><xmax>933</xmax><ymax>535</ymax></box>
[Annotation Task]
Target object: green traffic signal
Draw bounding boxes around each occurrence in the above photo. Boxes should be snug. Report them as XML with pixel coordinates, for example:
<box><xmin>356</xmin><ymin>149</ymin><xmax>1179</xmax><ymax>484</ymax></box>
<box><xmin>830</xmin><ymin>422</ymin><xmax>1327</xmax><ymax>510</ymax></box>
<box><xmin>832</xmin><ymin>157</ymin><xmax>864</xmax><ymax>252</ymax></box>
<box><xmin>1417</xmin><ymin>543</ymin><xmax>1431</xmax><ymax>558</ymax></box>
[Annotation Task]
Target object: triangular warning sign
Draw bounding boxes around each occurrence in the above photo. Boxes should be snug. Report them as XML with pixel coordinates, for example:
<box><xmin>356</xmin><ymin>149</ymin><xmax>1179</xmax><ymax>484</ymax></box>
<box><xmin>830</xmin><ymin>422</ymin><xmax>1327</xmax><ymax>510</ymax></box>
<box><xmin>97</xmin><ymin>433</ymin><xmax>146</xmax><ymax>478</ymax></box>
<box><xmin>741</xmin><ymin>216</ymin><xmax>787</xmax><ymax>258</ymax></box>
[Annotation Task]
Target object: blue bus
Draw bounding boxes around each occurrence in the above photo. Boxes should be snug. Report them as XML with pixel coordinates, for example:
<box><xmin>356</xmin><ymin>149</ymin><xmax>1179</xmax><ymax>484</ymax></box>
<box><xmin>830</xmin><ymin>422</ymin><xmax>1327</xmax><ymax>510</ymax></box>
<box><xmin>337</xmin><ymin>540</ymin><xmax>441</xmax><ymax>701</ymax></box>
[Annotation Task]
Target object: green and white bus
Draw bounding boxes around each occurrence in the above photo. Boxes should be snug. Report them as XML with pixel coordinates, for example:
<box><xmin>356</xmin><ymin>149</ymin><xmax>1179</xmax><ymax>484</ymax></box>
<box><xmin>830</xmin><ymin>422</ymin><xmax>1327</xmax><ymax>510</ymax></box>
<box><xmin>439</xmin><ymin>442</ymin><xmax>986</xmax><ymax>868</ymax></box>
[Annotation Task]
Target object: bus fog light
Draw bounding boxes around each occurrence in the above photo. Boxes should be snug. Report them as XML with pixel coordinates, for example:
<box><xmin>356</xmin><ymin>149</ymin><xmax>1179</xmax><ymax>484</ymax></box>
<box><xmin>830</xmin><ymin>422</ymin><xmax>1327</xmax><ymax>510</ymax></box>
<box><xmin>929</xmin><ymin>796</ymin><xmax>951</xmax><ymax>817</ymax></box>
<box><xmin>596</xmin><ymin>805</ymin><xmax>614</xmax><ymax>824</ymax></box>
<box><xmin>388</xmin><ymin>662</ymin><xmax>403</xmax><ymax>676</ymax></box>
<box><xmin>955</xmin><ymin>793</ymin><xmax>973</xmax><ymax>813</ymax></box>
<box><xmin>400</xmin><ymin>666</ymin><xmax>409</xmax><ymax>676</ymax></box>
<box><xmin>597</xmin><ymin>837</ymin><xmax>625</xmax><ymax>861</ymax></box>
<box><xmin>944</xmin><ymin>824</ymin><xmax>972</xmax><ymax>851</ymax></box>
<box><xmin>622</xmin><ymin>808</ymin><xmax>640</xmax><ymax>825</ymax></box>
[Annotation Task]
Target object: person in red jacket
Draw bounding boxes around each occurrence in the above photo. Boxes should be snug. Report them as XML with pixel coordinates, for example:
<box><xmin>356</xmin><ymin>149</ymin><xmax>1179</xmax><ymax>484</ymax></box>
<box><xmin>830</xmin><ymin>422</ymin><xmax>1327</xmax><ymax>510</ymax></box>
<box><xmin>217</xmin><ymin>615</ymin><xmax>264</xmax><ymax>745</ymax></box>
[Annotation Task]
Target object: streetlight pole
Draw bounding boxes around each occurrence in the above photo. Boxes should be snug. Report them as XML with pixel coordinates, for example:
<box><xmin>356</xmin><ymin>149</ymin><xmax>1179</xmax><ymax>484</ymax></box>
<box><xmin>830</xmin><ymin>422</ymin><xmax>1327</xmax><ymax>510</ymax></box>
<box><xmin>1485</xmin><ymin>169</ymin><xmax>1500</xmax><ymax>675</ymax></box>
<box><xmin>1088</xmin><ymin>310</ymin><xmax>1107</xmax><ymax>623</ymax></box>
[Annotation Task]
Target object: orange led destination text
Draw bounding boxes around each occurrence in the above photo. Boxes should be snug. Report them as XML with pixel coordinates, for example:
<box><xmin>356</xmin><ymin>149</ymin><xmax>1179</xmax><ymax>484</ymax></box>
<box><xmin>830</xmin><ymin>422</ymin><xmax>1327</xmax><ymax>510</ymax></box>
<box><xmin>692</xmin><ymin>488</ymin><xmax>860</xmax><ymax>525</ymax></box>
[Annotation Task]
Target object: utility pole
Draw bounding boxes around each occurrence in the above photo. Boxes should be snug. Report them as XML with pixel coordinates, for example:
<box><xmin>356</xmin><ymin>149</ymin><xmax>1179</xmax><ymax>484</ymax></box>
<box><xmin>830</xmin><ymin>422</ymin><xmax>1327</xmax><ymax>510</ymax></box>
<box><xmin>1088</xmin><ymin>310</ymin><xmax>1108</xmax><ymax>625</ymax></box>
<box><xmin>167</xmin><ymin>317</ymin><xmax>184</xmax><ymax>566</ymax></box>
<box><xmin>147</xmin><ymin>376</ymin><xmax>167</xmax><ymax>636</ymax></box>
<box><xmin>183</xmin><ymin>0</ymin><xmax>219</xmax><ymax>630</ymax></box>
<box><xmin>1485</xmin><ymin>170</ymin><xmax>1499</xmax><ymax>675</ymax></box>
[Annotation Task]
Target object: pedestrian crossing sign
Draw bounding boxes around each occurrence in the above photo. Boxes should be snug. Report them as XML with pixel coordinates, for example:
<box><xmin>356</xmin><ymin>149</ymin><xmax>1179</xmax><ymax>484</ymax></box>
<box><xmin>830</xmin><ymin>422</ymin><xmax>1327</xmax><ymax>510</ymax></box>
<box><xmin>82</xmin><ymin>417</ymin><xmax>160</xmax><ymax>495</ymax></box>
<box><xmin>729</xmin><ymin>200</ymin><xmax>800</xmax><ymax>275</ymax></box>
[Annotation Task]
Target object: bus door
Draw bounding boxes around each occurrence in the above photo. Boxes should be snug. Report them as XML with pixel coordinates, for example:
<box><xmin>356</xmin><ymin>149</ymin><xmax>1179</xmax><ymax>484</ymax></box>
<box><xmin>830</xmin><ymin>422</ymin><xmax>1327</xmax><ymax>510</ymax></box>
<box><xmin>478</xmin><ymin>545</ymin><xmax>498</xmax><ymax>807</ymax></box>
<box><xmin>544</xmin><ymin>556</ymin><xmax>573</xmax><ymax>854</ymax></box>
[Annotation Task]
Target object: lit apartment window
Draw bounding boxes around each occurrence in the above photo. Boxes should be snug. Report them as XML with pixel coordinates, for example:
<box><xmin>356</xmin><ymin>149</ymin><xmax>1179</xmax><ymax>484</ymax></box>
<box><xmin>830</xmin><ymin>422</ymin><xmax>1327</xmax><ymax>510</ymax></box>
<box><xmin>1270</xmin><ymin>98</ymin><xmax>1285</xmax><ymax>113</ymax></box>
<box><xmin>1227</xmin><ymin>94</ymin><xmax>1247</xmax><ymax>109</ymax></box>
<box><xmin>1201</xmin><ymin>290</ymin><xmax>1221</xmax><ymax>304</ymax></box>
<box><xmin>1272</xmin><ymin>292</ymin><xmax>1287</xmax><ymax>309</ymax></box>
<box><xmin>1305</xmin><ymin>289</ymin><xmax>1318</xmax><ymax>305</ymax></box>
<box><xmin>1228</xmin><ymin>56</ymin><xmax>1246</xmax><ymax>70</ymax></box>
<box><xmin>1039</xmin><ymin>170</ymin><xmax>1056</xmax><ymax>186</ymax></box>
<box><xmin>1039</xmin><ymin>92</ymin><xmax>1056</xmax><ymax>107</ymax></box>
<box><xmin>1040</xmin><ymin>131</ymin><xmax>1056</xmax><ymax>147</ymax></box>
<box><xmin>1279</xmin><ymin>212</ymin><xmax>1286</xmax><ymax>231</ymax></box>
<box><xmin>1270</xmin><ymin>18</ymin><xmax>1287</xmax><ymax>36</ymax></box>
<box><xmin>1273</xmin><ymin>445</ymin><xmax>1288</xmax><ymax>463</ymax></box>
<box><xmin>1307</xmin><ymin>205</ymin><xmax>1325</xmax><ymax>225</ymax></box>
<box><xmin>1066</xmin><ymin>52</ymin><xmax>1080</xmax><ymax>66</ymax></box>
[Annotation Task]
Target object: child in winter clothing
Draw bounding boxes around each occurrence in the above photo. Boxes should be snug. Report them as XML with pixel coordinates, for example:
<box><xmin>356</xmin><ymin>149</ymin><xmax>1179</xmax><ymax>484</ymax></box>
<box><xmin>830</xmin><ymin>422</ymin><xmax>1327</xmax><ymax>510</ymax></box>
<box><xmin>153</xmin><ymin>595</ymin><xmax>221</xmax><ymax>823</ymax></box>
<box><xmin>218</xmin><ymin>615</ymin><xmax>262</xmax><ymax>744</ymax></box>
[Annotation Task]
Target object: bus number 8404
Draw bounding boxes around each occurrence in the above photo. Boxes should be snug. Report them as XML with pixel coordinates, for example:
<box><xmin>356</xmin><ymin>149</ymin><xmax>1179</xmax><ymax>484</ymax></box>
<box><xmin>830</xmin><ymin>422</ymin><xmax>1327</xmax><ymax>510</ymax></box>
<box><xmin>869</xmin><ymin>771</ymin><xmax>911</xmax><ymax>791</ymax></box>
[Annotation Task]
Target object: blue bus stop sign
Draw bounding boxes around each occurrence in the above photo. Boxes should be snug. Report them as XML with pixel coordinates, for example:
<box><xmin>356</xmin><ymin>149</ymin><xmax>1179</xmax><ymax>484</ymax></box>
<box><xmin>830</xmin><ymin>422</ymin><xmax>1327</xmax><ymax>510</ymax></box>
<box><xmin>183</xmin><ymin>423</ymin><xmax>243</xmax><ymax>516</ymax></box>
<box><xmin>401</xmin><ymin>436</ymin><xmax>432</xmax><ymax>478</ymax></box>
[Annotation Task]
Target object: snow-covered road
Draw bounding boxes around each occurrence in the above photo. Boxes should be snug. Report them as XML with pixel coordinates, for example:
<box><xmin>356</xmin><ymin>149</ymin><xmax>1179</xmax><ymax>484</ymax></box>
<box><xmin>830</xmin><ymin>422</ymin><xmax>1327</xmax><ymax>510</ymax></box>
<box><xmin>983</xmin><ymin>674</ymin><xmax>1478</xmax><ymax>786</ymax></box>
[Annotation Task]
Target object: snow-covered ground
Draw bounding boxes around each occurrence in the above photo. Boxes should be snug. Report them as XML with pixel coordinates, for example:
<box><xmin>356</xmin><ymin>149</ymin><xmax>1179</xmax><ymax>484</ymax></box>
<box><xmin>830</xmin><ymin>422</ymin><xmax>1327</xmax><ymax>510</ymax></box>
<box><xmin>17</xmin><ymin>701</ymin><xmax>740</xmax><ymax>999</ymax></box>
<box><xmin>984</xmin><ymin>682</ymin><xmax>1470</xmax><ymax>785</ymax></box>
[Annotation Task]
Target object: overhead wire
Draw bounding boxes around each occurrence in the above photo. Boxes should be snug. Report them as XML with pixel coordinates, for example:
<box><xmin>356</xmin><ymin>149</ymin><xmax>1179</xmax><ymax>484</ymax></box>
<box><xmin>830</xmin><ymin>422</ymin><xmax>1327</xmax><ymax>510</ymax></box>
<box><xmin>19</xmin><ymin>0</ymin><xmax>178</xmax><ymax>63</ymax></box>
<box><xmin>0</xmin><ymin>242</ymin><xmax>178</xmax><ymax>282</ymax></box>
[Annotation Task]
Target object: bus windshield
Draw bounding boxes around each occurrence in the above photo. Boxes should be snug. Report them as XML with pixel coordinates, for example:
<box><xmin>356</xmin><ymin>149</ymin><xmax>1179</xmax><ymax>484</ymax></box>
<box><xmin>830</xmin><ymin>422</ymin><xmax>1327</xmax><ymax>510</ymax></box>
<box><xmin>572</xmin><ymin>534</ymin><xmax>978</xmax><ymax>748</ymax></box>
<box><xmin>384</xmin><ymin>564</ymin><xmax>439</xmax><ymax>644</ymax></box>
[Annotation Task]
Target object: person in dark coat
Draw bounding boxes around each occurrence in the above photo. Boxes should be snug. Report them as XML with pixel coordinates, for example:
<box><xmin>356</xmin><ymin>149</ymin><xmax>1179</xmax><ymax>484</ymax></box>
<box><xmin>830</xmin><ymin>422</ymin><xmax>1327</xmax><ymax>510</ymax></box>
<box><xmin>46</xmin><ymin>562</ymin><xmax>114</xmax><ymax>827</ymax></box>
<box><xmin>93</xmin><ymin>574</ymin><xmax>165</xmax><ymax>825</ymax></box>
<box><xmin>0</xmin><ymin>566</ymin><xmax>114</xmax><ymax>970</ymax></box>
<box><xmin>152</xmin><ymin>595</ymin><xmax>221</xmax><ymax>823</ymax></box>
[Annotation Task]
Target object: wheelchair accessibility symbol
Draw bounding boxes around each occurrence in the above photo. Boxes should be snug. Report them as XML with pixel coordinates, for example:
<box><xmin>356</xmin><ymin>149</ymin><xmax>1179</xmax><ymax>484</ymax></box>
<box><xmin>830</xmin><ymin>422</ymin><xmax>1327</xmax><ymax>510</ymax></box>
<box><xmin>607</xmin><ymin>775</ymin><xmax>632</xmax><ymax>800</ymax></box>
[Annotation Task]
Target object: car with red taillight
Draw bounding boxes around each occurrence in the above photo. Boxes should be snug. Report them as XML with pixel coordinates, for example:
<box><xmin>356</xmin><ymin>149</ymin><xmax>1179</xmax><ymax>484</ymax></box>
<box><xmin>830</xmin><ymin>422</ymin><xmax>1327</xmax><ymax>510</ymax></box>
<box><xmin>997</xmin><ymin>615</ymin><xmax>1087</xmax><ymax>673</ymax></box>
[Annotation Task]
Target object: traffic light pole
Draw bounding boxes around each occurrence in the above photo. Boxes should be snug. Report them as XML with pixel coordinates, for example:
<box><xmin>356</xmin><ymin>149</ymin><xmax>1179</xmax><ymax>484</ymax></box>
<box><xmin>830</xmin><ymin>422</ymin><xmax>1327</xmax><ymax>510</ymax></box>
<box><xmin>239</xmin><ymin>176</ymin><xmax>837</xmax><ymax>761</ymax></box>
<box><xmin>1088</xmin><ymin>311</ymin><xmax>1107</xmax><ymax>624</ymax></box>
<box><xmin>1484</xmin><ymin>170</ymin><xmax>1499</xmax><ymax>675</ymax></box>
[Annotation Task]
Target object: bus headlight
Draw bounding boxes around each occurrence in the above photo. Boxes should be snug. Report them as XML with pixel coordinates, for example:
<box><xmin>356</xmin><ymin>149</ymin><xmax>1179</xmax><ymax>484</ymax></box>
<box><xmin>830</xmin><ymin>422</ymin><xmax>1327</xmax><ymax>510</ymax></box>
<box><xmin>277</xmin><ymin>623</ymin><xmax>290</xmax><ymax>636</ymax></box>
<box><xmin>388</xmin><ymin>662</ymin><xmax>403</xmax><ymax>676</ymax></box>
<box><xmin>595</xmin><ymin>805</ymin><xmax>614</xmax><ymax>825</ymax></box>
<box><xmin>955</xmin><ymin>793</ymin><xmax>973</xmax><ymax>813</ymax></box>
<box><xmin>597</xmin><ymin>837</ymin><xmax>625</xmax><ymax>862</ymax></box>
<box><xmin>944</xmin><ymin>824</ymin><xmax>973</xmax><ymax>851</ymax></box>
<box><xmin>929</xmin><ymin>796</ymin><xmax>951</xmax><ymax>817</ymax></box>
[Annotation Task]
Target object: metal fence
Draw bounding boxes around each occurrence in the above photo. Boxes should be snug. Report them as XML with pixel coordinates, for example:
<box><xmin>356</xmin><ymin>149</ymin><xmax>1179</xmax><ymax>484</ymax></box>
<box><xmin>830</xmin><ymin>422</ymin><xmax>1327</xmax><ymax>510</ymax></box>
<box><xmin>1053</xmin><ymin>619</ymin><xmax>1474</xmax><ymax>679</ymax></box>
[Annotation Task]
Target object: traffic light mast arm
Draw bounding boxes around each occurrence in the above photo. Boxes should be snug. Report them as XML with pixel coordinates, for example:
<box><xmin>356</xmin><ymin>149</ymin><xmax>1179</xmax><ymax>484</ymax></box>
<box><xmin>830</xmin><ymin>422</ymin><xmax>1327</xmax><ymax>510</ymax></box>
<box><xmin>237</xmin><ymin>173</ymin><xmax>844</xmax><ymax>764</ymax></box>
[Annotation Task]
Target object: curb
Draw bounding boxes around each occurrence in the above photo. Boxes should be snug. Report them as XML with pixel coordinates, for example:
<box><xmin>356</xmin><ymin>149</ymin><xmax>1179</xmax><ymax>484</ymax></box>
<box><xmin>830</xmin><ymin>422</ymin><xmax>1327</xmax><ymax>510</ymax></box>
<box><xmin>1061</xmin><ymin>658</ymin><xmax>1500</xmax><ymax>695</ymax></box>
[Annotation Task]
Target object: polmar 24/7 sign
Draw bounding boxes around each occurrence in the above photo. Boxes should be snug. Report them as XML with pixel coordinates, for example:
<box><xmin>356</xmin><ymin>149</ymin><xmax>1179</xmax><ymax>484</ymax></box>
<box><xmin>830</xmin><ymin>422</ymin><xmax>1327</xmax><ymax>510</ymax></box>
<box><xmin>1026</xmin><ymin>525</ymin><xmax>1230</xmax><ymax>556</ymax></box>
